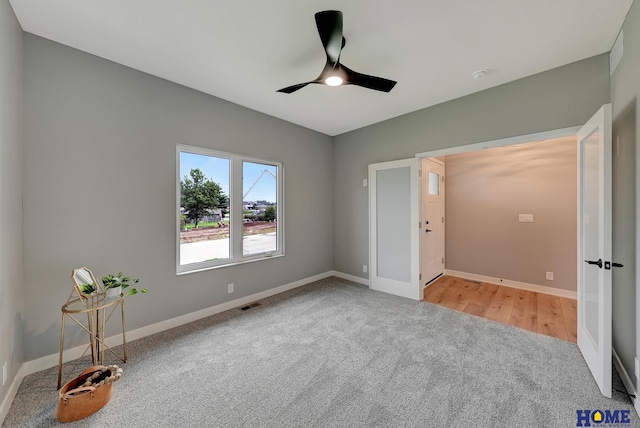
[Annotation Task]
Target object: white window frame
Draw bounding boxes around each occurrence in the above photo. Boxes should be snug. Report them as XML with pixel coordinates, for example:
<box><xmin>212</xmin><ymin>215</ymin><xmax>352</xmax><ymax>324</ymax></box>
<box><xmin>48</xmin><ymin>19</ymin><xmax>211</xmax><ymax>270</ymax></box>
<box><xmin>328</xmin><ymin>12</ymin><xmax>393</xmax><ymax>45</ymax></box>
<box><xmin>176</xmin><ymin>145</ymin><xmax>284</xmax><ymax>274</ymax></box>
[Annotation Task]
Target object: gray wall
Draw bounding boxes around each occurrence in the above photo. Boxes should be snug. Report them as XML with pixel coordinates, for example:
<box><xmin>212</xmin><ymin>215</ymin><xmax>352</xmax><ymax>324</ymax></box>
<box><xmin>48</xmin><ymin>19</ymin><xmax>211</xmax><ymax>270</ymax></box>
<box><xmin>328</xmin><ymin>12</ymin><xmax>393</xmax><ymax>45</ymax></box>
<box><xmin>0</xmin><ymin>0</ymin><xmax>24</xmax><ymax>407</ymax></box>
<box><xmin>22</xmin><ymin>35</ymin><xmax>333</xmax><ymax>361</ymax></box>
<box><xmin>444</xmin><ymin>137</ymin><xmax>577</xmax><ymax>291</ymax></box>
<box><xmin>333</xmin><ymin>54</ymin><xmax>611</xmax><ymax>280</ymax></box>
<box><xmin>612</xmin><ymin>105</ymin><xmax>636</xmax><ymax>387</ymax></box>
<box><xmin>610</xmin><ymin>0</ymin><xmax>639</xmax><ymax>395</ymax></box>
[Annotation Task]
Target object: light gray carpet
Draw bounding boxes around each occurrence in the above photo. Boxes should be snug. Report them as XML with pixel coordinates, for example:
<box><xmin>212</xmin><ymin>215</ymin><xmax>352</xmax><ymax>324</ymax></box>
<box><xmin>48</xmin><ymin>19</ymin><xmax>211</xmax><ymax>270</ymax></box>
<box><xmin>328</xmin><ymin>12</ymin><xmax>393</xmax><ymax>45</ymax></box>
<box><xmin>3</xmin><ymin>277</ymin><xmax>638</xmax><ymax>427</ymax></box>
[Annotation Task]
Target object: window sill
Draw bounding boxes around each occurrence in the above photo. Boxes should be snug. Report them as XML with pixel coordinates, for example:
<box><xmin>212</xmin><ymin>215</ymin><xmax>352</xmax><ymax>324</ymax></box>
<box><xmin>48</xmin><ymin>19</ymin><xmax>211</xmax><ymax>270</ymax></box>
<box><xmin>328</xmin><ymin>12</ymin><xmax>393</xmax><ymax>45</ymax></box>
<box><xmin>176</xmin><ymin>253</ymin><xmax>284</xmax><ymax>276</ymax></box>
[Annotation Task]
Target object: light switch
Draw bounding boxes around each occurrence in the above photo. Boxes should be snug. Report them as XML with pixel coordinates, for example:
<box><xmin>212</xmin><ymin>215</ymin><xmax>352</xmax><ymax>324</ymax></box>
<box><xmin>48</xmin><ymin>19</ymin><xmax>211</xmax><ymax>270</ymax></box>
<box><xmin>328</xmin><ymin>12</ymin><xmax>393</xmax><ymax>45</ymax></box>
<box><xmin>519</xmin><ymin>214</ymin><xmax>534</xmax><ymax>223</ymax></box>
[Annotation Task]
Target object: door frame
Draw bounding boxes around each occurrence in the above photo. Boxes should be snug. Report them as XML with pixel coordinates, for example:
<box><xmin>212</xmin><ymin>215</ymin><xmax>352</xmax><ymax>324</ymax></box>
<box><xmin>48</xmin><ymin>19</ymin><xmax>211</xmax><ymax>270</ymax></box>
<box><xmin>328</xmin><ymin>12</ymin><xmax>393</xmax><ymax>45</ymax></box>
<box><xmin>415</xmin><ymin>127</ymin><xmax>580</xmax><ymax>291</ymax></box>
<box><xmin>414</xmin><ymin>127</ymin><xmax>581</xmax><ymax>159</ymax></box>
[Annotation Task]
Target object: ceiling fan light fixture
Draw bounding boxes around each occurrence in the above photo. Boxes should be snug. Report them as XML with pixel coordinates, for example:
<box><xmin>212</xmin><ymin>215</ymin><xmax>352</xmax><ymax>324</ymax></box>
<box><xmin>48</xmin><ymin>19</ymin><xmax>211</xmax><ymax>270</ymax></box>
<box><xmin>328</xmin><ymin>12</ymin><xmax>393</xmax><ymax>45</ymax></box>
<box><xmin>276</xmin><ymin>10</ymin><xmax>397</xmax><ymax>94</ymax></box>
<box><xmin>325</xmin><ymin>76</ymin><xmax>344</xmax><ymax>86</ymax></box>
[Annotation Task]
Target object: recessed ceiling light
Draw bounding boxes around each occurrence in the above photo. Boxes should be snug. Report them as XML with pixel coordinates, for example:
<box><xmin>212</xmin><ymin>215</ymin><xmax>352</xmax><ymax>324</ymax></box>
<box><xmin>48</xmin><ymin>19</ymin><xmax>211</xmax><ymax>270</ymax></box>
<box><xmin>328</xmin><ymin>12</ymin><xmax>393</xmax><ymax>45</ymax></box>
<box><xmin>325</xmin><ymin>76</ymin><xmax>344</xmax><ymax>86</ymax></box>
<box><xmin>471</xmin><ymin>70</ymin><xmax>488</xmax><ymax>80</ymax></box>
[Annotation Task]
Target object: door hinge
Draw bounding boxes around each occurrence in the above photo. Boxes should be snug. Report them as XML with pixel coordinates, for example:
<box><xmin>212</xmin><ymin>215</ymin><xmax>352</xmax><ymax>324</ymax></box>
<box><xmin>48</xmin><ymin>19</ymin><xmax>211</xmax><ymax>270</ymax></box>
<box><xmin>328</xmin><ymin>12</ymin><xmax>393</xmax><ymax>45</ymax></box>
<box><xmin>442</xmin><ymin>257</ymin><xmax>445</xmax><ymax>264</ymax></box>
<box><xmin>442</xmin><ymin>176</ymin><xmax>445</xmax><ymax>183</ymax></box>
<box><xmin>442</xmin><ymin>217</ymin><xmax>444</xmax><ymax>223</ymax></box>
<box><xmin>419</xmin><ymin>273</ymin><xmax>422</xmax><ymax>280</ymax></box>
<box><xmin>418</xmin><ymin>169</ymin><xmax>422</xmax><ymax>177</ymax></box>
<box><xmin>419</xmin><ymin>221</ymin><xmax>421</xmax><ymax>229</ymax></box>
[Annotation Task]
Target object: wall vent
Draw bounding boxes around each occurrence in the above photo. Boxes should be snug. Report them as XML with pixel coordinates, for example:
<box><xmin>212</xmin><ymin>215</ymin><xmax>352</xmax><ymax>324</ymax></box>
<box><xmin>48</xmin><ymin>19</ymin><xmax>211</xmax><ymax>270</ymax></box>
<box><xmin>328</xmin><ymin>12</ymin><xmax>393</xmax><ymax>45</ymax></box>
<box><xmin>239</xmin><ymin>302</ymin><xmax>262</xmax><ymax>311</ymax></box>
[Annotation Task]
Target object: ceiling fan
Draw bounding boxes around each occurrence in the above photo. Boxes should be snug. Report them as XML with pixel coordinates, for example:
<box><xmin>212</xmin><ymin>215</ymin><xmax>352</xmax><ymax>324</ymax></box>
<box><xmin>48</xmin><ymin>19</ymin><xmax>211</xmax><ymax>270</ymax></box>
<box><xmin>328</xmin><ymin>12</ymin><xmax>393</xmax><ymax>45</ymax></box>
<box><xmin>277</xmin><ymin>10</ymin><xmax>397</xmax><ymax>94</ymax></box>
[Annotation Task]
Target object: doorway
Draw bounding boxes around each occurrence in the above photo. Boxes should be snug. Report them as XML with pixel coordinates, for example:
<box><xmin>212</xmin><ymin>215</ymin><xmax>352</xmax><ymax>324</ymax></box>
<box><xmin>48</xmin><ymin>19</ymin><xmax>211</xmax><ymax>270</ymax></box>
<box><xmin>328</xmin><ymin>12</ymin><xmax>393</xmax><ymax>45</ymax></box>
<box><xmin>424</xmin><ymin>136</ymin><xmax>578</xmax><ymax>298</ymax></box>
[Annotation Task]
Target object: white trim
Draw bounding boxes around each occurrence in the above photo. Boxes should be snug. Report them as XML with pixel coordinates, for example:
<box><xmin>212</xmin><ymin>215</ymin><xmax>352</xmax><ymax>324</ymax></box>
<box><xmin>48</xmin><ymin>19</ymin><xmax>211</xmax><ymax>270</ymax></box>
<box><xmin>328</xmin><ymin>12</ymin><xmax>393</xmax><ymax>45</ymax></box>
<box><xmin>414</xmin><ymin>126</ymin><xmax>581</xmax><ymax>158</ymax></box>
<box><xmin>0</xmin><ymin>365</ymin><xmax>25</xmax><ymax>426</ymax></box>
<box><xmin>613</xmin><ymin>348</ymin><xmax>637</xmax><ymax>407</ymax></box>
<box><xmin>444</xmin><ymin>269</ymin><xmax>577</xmax><ymax>299</ymax></box>
<box><xmin>331</xmin><ymin>270</ymin><xmax>369</xmax><ymax>286</ymax></box>
<box><xmin>21</xmin><ymin>271</ymin><xmax>333</xmax><ymax>377</ymax></box>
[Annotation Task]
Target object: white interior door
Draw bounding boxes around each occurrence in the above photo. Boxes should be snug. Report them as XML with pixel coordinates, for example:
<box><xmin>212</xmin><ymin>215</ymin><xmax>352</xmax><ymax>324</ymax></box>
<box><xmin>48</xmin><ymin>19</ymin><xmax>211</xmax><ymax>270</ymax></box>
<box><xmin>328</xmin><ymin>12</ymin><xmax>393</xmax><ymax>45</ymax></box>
<box><xmin>369</xmin><ymin>158</ymin><xmax>421</xmax><ymax>300</ymax></box>
<box><xmin>422</xmin><ymin>158</ymin><xmax>445</xmax><ymax>286</ymax></box>
<box><xmin>577</xmin><ymin>103</ymin><xmax>612</xmax><ymax>398</ymax></box>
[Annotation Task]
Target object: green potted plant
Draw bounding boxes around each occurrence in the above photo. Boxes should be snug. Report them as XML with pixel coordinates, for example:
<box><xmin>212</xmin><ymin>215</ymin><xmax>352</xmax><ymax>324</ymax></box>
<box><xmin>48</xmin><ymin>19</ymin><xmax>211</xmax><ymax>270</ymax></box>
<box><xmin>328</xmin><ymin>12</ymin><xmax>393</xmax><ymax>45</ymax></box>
<box><xmin>79</xmin><ymin>282</ymin><xmax>97</xmax><ymax>297</ymax></box>
<box><xmin>101</xmin><ymin>272</ymin><xmax>147</xmax><ymax>298</ymax></box>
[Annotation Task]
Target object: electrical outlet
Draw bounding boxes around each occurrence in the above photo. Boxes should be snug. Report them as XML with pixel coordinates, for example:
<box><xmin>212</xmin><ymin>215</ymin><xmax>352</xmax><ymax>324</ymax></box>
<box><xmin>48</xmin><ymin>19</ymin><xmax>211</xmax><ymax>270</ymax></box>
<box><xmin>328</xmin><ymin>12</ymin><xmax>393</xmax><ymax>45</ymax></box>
<box><xmin>362</xmin><ymin>179</ymin><xmax>368</xmax><ymax>187</ymax></box>
<box><xmin>546</xmin><ymin>272</ymin><xmax>554</xmax><ymax>281</ymax></box>
<box><xmin>518</xmin><ymin>214</ymin><xmax>534</xmax><ymax>223</ymax></box>
<box><xmin>635</xmin><ymin>357</ymin><xmax>639</xmax><ymax>379</ymax></box>
<box><xmin>228</xmin><ymin>283</ymin><xmax>234</xmax><ymax>294</ymax></box>
<box><xmin>2</xmin><ymin>361</ymin><xmax>7</xmax><ymax>386</ymax></box>
<box><xmin>363</xmin><ymin>265</ymin><xmax>368</xmax><ymax>273</ymax></box>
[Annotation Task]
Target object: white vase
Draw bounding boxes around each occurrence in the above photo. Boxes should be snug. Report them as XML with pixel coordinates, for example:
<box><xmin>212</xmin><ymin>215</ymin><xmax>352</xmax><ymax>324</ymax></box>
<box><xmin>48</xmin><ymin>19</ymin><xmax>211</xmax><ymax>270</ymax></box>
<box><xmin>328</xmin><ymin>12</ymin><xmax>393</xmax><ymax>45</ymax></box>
<box><xmin>106</xmin><ymin>286</ymin><xmax>122</xmax><ymax>298</ymax></box>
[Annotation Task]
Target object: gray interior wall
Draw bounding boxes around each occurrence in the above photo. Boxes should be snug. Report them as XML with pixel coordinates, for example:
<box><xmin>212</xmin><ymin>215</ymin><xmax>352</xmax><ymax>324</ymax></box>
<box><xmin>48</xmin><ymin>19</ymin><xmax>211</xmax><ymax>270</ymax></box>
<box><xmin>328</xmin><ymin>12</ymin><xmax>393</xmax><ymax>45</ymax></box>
<box><xmin>333</xmin><ymin>54</ymin><xmax>611</xmax><ymax>280</ymax></box>
<box><xmin>444</xmin><ymin>138</ymin><xmax>577</xmax><ymax>291</ymax></box>
<box><xmin>22</xmin><ymin>34</ymin><xmax>333</xmax><ymax>361</ymax></box>
<box><xmin>612</xmin><ymin>105</ymin><xmax>636</xmax><ymax>386</ymax></box>
<box><xmin>610</xmin><ymin>0</ymin><xmax>639</xmax><ymax>394</ymax></box>
<box><xmin>0</xmin><ymin>0</ymin><xmax>24</xmax><ymax>406</ymax></box>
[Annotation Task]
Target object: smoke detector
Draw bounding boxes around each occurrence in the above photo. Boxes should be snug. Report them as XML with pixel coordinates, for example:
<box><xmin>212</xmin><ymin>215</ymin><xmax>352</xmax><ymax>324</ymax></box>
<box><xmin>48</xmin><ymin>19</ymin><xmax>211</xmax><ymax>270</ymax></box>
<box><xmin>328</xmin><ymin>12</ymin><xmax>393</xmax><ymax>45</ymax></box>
<box><xmin>471</xmin><ymin>70</ymin><xmax>488</xmax><ymax>80</ymax></box>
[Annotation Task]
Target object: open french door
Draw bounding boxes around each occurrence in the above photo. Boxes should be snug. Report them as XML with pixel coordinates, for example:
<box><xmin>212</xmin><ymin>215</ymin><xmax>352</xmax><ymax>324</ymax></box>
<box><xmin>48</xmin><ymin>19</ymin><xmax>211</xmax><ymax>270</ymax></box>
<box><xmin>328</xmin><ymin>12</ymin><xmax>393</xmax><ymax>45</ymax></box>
<box><xmin>577</xmin><ymin>104</ymin><xmax>613</xmax><ymax>398</ymax></box>
<box><xmin>369</xmin><ymin>158</ymin><xmax>422</xmax><ymax>300</ymax></box>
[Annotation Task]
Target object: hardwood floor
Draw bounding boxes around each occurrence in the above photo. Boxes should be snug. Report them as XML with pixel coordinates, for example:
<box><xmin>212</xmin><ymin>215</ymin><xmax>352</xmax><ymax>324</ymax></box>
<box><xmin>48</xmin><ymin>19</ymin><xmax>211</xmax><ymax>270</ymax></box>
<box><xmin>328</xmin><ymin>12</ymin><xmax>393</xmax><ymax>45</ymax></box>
<box><xmin>423</xmin><ymin>275</ymin><xmax>577</xmax><ymax>343</ymax></box>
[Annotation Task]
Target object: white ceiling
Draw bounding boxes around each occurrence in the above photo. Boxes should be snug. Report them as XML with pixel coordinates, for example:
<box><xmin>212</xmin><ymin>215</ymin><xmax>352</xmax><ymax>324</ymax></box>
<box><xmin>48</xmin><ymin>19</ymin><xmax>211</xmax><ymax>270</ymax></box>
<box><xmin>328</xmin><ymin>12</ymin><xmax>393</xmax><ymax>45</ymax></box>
<box><xmin>9</xmin><ymin>0</ymin><xmax>633</xmax><ymax>136</ymax></box>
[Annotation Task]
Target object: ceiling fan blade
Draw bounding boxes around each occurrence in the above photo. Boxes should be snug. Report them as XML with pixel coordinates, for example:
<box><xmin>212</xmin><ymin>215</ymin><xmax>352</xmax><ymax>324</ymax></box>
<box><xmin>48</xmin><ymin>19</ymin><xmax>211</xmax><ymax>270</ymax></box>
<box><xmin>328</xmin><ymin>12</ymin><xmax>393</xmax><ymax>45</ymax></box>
<box><xmin>276</xmin><ymin>81</ymin><xmax>318</xmax><ymax>94</ymax></box>
<box><xmin>315</xmin><ymin>10</ymin><xmax>343</xmax><ymax>66</ymax></box>
<box><xmin>342</xmin><ymin>65</ymin><xmax>397</xmax><ymax>93</ymax></box>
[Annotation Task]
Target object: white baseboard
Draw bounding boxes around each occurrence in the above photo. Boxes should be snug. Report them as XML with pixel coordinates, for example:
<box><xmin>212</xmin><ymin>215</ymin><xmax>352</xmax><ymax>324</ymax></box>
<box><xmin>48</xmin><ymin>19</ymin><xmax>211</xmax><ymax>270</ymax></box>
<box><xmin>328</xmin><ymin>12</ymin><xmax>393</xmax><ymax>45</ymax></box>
<box><xmin>22</xmin><ymin>271</ymin><xmax>334</xmax><ymax>377</ymax></box>
<box><xmin>331</xmin><ymin>270</ymin><xmax>369</xmax><ymax>286</ymax></box>
<box><xmin>0</xmin><ymin>365</ymin><xmax>25</xmax><ymax>426</ymax></box>
<box><xmin>613</xmin><ymin>348</ymin><xmax>638</xmax><ymax>411</ymax></box>
<box><xmin>444</xmin><ymin>270</ymin><xmax>577</xmax><ymax>299</ymax></box>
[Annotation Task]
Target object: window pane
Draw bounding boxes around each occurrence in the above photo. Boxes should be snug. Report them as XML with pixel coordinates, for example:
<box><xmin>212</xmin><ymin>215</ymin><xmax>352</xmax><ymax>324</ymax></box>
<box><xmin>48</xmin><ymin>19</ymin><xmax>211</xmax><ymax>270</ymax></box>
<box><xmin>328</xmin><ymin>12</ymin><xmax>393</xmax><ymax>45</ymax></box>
<box><xmin>179</xmin><ymin>152</ymin><xmax>230</xmax><ymax>265</ymax></box>
<box><xmin>242</xmin><ymin>161</ymin><xmax>277</xmax><ymax>255</ymax></box>
<box><xmin>429</xmin><ymin>172</ymin><xmax>440</xmax><ymax>195</ymax></box>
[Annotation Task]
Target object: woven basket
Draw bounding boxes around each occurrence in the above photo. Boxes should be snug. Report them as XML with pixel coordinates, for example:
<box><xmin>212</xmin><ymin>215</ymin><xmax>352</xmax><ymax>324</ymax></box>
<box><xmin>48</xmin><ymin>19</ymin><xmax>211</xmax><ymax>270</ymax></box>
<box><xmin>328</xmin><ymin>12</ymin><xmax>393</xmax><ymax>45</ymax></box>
<box><xmin>55</xmin><ymin>365</ymin><xmax>115</xmax><ymax>423</ymax></box>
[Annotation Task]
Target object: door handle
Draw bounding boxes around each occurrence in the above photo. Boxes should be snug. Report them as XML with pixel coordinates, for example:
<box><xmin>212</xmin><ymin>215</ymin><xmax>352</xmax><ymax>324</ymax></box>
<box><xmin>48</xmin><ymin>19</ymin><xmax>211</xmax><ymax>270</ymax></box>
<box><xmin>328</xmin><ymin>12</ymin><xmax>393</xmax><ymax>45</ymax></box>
<box><xmin>425</xmin><ymin>229</ymin><xmax>432</xmax><ymax>233</ymax></box>
<box><xmin>604</xmin><ymin>261</ymin><xmax>624</xmax><ymax>270</ymax></box>
<box><xmin>584</xmin><ymin>258</ymin><xmax>603</xmax><ymax>268</ymax></box>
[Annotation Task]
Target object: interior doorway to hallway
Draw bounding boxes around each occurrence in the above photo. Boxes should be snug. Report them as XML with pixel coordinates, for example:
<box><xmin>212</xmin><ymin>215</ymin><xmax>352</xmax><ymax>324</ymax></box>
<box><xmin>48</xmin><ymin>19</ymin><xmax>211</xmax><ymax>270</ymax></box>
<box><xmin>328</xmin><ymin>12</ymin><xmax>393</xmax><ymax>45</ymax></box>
<box><xmin>418</xmin><ymin>130</ymin><xmax>579</xmax><ymax>301</ymax></box>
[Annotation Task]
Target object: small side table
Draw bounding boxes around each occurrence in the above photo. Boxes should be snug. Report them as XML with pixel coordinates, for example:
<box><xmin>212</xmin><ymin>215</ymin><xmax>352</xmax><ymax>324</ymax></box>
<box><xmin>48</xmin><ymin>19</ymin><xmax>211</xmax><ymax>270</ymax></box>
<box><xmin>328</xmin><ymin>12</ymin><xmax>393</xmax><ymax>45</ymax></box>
<box><xmin>57</xmin><ymin>295</ymin><xmax>127</xmax><ymax>389</ymax></box>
